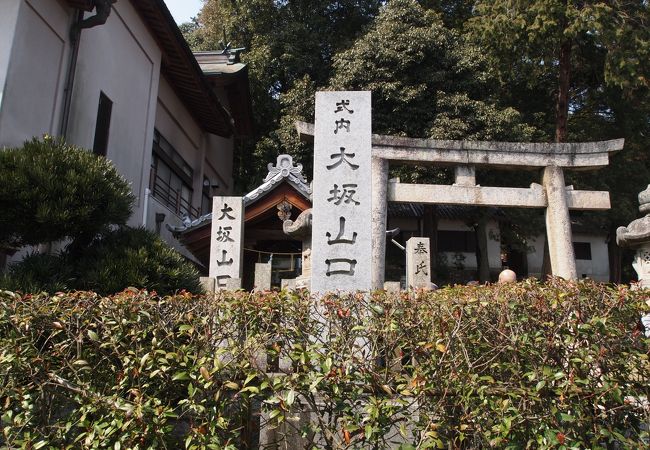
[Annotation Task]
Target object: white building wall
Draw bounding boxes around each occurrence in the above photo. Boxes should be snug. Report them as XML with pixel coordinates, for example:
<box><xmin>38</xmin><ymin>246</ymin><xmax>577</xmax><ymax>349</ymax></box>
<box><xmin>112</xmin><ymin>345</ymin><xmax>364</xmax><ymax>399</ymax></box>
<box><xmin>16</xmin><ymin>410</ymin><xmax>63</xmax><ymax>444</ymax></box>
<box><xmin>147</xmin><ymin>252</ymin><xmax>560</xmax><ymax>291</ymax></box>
<box><xmin>147</xmin><ymin>77</ymin><xmax>234</xmax><ymax>265</ymax></box>
<box><xmin>527</xmin><ymin>233</ymin><xmax>610</xmax><ymax>281</ymax></box>
<box><xmin>66</xmin><ymin>1</ymin><xmax>161</xmax><ymax>225</ymax></box>
<box><xmin>527</xmin><ymin>235</ymin><xmax>545</xmax><ymax>278</ymax></box>
<box><xmin>0</xmin><ymin>0</ymin><xmax>23</xmax><ymax>121</ymax></box>
<box><xmin>0</xmin><ymin>0</ymin><xmax>72</xmax><ymax>147</ymax></box>
<box><xmin>204</xmin><ymin>132</ymin><xmax>234</xmax><ymax>195</ymax></box>
<box><xmin>155</xmin><ymin>77</ymin><xmax>203</xmax><ymax>203</ymax></box>
<box><xmin>0</xmin><ymin>0</ymin><xmax>236</xmax><ymax>273</ymax></box>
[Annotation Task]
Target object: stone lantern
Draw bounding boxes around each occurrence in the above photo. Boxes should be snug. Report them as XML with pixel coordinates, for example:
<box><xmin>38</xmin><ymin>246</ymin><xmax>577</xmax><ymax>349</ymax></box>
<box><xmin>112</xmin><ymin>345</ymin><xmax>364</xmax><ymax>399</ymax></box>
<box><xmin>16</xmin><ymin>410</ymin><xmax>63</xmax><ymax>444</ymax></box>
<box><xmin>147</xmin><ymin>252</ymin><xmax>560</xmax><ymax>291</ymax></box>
<box><xmin>283</xmin><ymin>209</ymin><xmax>313</xmax><ymax>290</ymax></box>
<box><xmin>616</xmin><ymin>185</ymin><xmax>650</xmax><ymax>289</ymax></box>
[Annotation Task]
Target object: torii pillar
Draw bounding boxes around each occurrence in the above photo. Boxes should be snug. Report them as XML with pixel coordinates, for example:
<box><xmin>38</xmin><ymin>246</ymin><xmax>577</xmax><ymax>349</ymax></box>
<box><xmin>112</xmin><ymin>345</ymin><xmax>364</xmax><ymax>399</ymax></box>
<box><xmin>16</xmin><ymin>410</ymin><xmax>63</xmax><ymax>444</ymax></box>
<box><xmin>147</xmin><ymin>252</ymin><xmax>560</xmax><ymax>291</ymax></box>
<box><xmin>543</xmin><ymin>165</ymin><xmax>577</xmax><ymax>279</ymax></box>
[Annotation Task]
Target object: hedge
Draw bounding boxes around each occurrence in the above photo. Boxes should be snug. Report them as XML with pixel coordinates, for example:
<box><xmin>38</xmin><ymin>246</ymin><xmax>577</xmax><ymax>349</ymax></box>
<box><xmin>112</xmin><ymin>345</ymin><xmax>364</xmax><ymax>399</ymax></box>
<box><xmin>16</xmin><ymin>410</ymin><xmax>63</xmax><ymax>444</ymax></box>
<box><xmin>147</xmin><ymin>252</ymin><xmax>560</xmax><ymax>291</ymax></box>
<box><xmin>1</xmin><ymin>279</ymin><xmax>649</xmax><ymax>449</ymax></box>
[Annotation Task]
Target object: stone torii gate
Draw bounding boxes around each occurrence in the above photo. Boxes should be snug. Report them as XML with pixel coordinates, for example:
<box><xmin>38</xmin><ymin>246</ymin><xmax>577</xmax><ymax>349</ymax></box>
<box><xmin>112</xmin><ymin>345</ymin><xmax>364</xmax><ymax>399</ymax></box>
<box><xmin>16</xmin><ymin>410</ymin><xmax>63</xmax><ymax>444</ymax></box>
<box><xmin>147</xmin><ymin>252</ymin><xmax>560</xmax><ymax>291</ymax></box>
<box><xmin>297</xmin><ymin>121</ymin><xmax>624</xmax><ymax>288</ymax></box>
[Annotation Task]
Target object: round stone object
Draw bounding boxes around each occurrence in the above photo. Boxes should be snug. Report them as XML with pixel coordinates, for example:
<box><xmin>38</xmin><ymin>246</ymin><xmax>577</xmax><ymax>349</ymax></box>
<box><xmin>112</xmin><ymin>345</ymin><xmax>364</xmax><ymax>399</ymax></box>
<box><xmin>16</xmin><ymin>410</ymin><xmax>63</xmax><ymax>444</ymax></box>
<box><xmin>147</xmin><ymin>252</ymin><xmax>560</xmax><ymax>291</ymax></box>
<box><xmin>639</xmin><ymin>184</ymin><xmax>650</xmax><ymax>215</ymax></box>
<box><xmin>498</xmin><ymin>269</ymin><xmax>517</xmax><ymax>284</ymax></box>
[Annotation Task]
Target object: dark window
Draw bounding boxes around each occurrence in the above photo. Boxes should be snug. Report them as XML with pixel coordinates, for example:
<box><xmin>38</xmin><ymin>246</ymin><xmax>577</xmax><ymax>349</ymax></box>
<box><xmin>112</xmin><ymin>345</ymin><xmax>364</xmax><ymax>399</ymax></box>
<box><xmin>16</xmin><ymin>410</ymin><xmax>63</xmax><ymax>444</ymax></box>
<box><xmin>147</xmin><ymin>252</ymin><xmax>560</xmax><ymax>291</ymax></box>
<box><xmin>93</xmin><ymin>92</ymin><xmax>112</xmax><ymax>156</ymax></box>
<box><xmin>201</xmin><ymin>176</ymin><xmax>212</xmax><ymax>215</ymax></box>
<box><xmin>573</xmin><ymin>242</ymin><xmax>592</xmax><ymax>260</ymax></box>
<box><xmin>150</xmin><ymin>130</ymin><xmax>199</xmax><ymax>218</ymax></box>
<box><xmin>437</xmin><ymin>230</ymin><xmax>476</xmax><ymax>253</ymax></box>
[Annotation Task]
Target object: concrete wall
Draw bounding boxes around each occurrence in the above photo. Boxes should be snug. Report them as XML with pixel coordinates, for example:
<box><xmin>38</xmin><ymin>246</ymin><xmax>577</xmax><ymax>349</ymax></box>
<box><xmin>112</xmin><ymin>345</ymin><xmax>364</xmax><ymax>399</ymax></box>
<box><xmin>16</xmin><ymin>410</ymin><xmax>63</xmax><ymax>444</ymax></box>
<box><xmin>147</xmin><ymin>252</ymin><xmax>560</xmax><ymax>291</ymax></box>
<box><xmin>527</xmin><ymin>233</ymin><xmax>610</xmax><ymax>281</ymax></box>
<box><xmin>0</xmin><ymin>0</ymin><xmax>23</xmax><ymax>123</ymax></box>
<box><xmin>66</xmin><ymin>1</ymin><xmax>161</xmax><ymax>224</ymax></box>
<box><xmin>204</xmin><ymin>131</ymin><xmax>234</xmax><ymax>195</ymax></box>
<box><xmin>0</xmin><ymin>0</ymin><xmax>71</xmax><ymax>147</ymax></box>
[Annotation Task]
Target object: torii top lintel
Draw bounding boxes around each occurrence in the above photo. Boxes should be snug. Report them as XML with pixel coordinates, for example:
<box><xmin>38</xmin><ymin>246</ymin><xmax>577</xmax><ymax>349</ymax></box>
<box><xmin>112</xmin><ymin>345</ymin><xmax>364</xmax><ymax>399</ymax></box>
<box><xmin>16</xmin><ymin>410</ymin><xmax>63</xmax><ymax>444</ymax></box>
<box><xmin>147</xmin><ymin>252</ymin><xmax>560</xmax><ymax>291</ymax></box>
<box><xmin>295</xmin><ymin>121</ymin><xmax>624</xmax><ymax>170</ymax></box>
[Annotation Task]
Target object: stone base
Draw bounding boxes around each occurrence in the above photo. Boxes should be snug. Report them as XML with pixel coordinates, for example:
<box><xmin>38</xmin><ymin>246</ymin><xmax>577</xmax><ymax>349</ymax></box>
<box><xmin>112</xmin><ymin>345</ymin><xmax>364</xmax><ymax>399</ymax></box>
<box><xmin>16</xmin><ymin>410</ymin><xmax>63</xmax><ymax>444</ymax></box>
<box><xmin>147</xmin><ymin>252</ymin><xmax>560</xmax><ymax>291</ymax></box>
<box><xmin>224</xmin><ymin>278</ymin><xmax>242</xmax><ymax>290</ymax></box>
<box><xmin>295</xmin><ymin>276</ymin><xmax>310</xmax><ymax>290</ymax></box>
<box><xmin>199</xmin><ymin>277</ymin><xmax>215</xmax><ymax>293</ymax></box>
<box><xmin>281</xmin><ymin>279</ymin><xmax>296</xmax><ymax>290</ymax></box>
<box><xmin>384</xmin><ymin>281</ymin><xmax>401</xmax><ymax>293</ymax></box>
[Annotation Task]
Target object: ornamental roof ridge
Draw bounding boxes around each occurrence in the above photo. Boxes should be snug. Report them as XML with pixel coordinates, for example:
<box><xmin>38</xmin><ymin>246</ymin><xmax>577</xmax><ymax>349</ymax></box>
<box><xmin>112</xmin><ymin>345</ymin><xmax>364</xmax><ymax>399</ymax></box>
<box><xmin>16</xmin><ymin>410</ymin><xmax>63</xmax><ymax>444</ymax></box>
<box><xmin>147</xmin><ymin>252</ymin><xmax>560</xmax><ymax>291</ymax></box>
<box><xmin>244</xmin><ymin>154</ymin><xmax>311</xmax><ymax>205</ymax></box>
<box><xmin>264</xmin><ymin>154</ymin><xmax>307</xmax><ymax>183</ymax></box>
<box><xmin>170</xmin><ymin>155</ymin><xmax>311</xmax><ymax>235</ymax></box>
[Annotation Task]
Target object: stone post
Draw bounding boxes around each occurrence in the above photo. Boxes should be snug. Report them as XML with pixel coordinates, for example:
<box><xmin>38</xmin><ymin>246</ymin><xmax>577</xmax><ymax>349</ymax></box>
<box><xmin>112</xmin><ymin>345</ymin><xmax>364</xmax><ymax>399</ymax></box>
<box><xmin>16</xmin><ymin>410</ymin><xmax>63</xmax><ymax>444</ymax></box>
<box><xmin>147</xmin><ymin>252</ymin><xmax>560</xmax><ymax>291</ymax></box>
<box><xmin>311</xmin><ymin>91</ymin><xmax>373</xmax><ymax>293</ymax></box>
<box><xmin>254</xmin><ymin>263</ymin><xmax>272</xmax><ymax>292</ymax></box>
<box><xmin>199</xmin><ymin>277</ymin><xmax>215</xmax><ymax>293</ymax></box>
<box><xmin>542</xmin><ymin>165</ymin><xmax>577</xmax><ymax>280</ymax></box>
<box><xmin>209</xmin><ymin>196</ymin><xmax>245</xmax><ymax>288</ymax></box>
<box><xmin>406</xmin><ymin>237</ymin><xmax>431</xmax><ymax>289</ymax></box>
<box><xmin>371</xmin><ymin>156</ymin><xmax>389</xmax><ymax>289</ymax></box>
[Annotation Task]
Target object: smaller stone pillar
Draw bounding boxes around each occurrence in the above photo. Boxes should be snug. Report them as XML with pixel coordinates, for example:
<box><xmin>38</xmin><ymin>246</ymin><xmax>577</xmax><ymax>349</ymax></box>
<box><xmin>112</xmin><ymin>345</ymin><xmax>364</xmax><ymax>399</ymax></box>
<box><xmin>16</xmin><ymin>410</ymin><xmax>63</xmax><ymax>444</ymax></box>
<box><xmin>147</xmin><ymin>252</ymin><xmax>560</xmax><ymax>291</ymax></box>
<box><xmin>254</xmin><ymin>263</ymin><xmax>272</xmax><ymax>292</ymax></box>
<box><xmin>617</xmin><ymin>185</ymin><xmax>650</xmax><ymax>289</ymax></box>
<box><xmin>281</xmin><ymin>279</ymin><xmax>297</xmax><ymax>290</ymax></box>
<box><xmin>371</xmin><ymin>157</ymin><xmax>389</xmax><ymax>289</ymax></box>
<box><xmin>542</xmin><ymin>165</ymin><xmax>577</xmax><ymax>280</ymax></box>
<box><xmin>209</xmin><ymin>196</ymin><xmax>245</xmax><ymax>288</ymax></box>
<box><xmin>224</xmin><ymin>278</ymin><xmax>242</xmax><ymax>290</ymax></box>
<box><xmin>406</xmin><ymin>237</ymin><xmax>431</xmax><ymax>289</ymax></box>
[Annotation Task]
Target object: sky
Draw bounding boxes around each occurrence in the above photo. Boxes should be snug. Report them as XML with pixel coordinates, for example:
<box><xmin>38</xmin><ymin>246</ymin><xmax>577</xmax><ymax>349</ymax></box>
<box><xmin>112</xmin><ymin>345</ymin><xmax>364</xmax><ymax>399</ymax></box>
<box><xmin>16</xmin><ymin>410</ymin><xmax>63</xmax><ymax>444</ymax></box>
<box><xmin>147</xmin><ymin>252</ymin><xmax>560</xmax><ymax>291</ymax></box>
<box><xmin>164</xmin><ymin>0</ymin><xmax>204</xmax><ymax>24</ymax></box>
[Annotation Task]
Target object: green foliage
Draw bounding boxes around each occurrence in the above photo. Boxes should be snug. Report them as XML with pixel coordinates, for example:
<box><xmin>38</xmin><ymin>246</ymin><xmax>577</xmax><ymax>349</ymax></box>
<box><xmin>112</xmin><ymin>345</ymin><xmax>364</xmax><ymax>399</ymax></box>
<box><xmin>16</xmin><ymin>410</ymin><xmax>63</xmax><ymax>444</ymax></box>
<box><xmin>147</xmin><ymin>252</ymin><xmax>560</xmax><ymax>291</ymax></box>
<box><xmin>0</xmin><ymin>228</ymin><xmax>202</xmax><ymax>296</ymax></box>
<box><xmin>0</xmin><ymin>137</ymin><xmax>134</xmax><ymax>250</ymax></box>
<box><xmin>330</xmin><ymin>0</ymin><xmax>533</xmax><ymax>142</ymax></box>
<box><xmin>74</xmin><ymin>227</ymin><xmax>203</xmax><ymax>295</ymax></box>
<box><xmin>0</xmin><ymin>253</ymin><xmax>72</xmax><ymax>294</ymax></box>
<box><xmin>2</xmin><ymin>280</ymin><xmax>648</xmax><ymax>448</ymax></box>
<box><xmin>469</xmin><ymin>0</ymin><xmax>650</xmax><ymax>93</ymax></box>
<box><xmin>189</xmin><ymin>0</ymin><xmax>383</xmax><ymax>189</ymax></box>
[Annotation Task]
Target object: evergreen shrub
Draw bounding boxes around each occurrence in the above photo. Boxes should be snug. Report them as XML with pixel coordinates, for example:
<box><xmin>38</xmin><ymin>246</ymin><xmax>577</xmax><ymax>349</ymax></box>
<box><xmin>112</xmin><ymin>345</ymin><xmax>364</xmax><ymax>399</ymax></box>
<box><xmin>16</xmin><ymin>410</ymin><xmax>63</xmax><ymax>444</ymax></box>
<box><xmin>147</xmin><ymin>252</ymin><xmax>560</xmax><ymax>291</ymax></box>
<box><xmin>0</xmin><ymin>136</ymin><xmax>134</xmax><ymax>250</ymax></box>
<box><xmin>0</xmin><ymin>228</ymin><xmax>202</xmax><ymax>296</ymax></box>
<box><xmin>1</xmin><ymin>279</ymin><xmax>648</xmax><ymax>449</ymax></box>
<box><xmin>73</xmin><ymin>227</ymin><xmax>203</xmax><ymax>295</ymax></box>
<box><xmin>0</xmin><ymin>252</ymin><xmax>72</xmax><ymax>294</ymax></box>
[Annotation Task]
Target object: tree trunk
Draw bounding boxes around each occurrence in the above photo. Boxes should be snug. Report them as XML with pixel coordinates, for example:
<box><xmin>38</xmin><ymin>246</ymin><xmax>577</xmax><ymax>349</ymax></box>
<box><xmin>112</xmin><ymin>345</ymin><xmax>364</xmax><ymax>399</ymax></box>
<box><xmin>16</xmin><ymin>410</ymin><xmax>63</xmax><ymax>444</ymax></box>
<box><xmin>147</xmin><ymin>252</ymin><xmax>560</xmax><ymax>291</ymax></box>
<box><xmin>555</xmin><ymin>39</ymin><xmax>572</xmax><ymax>143</ymax></box>
<box><xmin>542</xmin><ymin>37</ymin><xmax>572</xmax><ymax>279</ymax></box>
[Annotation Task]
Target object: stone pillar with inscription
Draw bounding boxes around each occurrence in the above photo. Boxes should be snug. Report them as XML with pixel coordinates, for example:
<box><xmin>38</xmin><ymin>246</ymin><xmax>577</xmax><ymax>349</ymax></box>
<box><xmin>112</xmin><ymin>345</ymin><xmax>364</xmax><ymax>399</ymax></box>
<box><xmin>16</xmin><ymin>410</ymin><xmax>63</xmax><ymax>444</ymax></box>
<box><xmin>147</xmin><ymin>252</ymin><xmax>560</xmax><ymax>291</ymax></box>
<box><xmin>406</xmin><ymin>237</ymin><xmax>431</xmax><ymax>289</ymax></box>
<box><xmin>311</xmin><ymin>92</ymin><xmax>372</xmax><ymax>293</ymax></box>
<box><xmin>209</xmin><ymin>196</ymin><xmax>244</xmax><ymax>290</ymax></box>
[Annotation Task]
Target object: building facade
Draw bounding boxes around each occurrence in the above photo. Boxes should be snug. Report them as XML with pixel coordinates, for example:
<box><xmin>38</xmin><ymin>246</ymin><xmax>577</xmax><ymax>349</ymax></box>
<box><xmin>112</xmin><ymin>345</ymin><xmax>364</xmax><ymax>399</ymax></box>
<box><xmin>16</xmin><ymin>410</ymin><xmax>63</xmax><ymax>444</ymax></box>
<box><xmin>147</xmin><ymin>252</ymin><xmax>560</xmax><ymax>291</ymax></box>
<box><xmin>0</xmin><ymin>0</ymin><xmax>250</xmax><ymax>267</ymax></box>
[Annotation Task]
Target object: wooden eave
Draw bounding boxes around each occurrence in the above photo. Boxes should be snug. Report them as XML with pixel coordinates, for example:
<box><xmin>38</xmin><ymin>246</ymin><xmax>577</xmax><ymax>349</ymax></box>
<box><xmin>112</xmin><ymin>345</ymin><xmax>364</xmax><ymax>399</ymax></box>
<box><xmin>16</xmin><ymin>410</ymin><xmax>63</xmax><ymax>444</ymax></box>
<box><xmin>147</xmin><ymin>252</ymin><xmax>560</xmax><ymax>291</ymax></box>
<box><xmin>131</xmin><ymin>0</ymin><xmax>233</xmax><ymax>137</ymax></box>
<box><xmin>245</xmin><ymin>182</ymin><xmax>311</xmax><ymax>225</ymax></box>
<box><xmin>206</xmin><ymin>67</ymin><xmax>254</xmax><ymax>137</ymax></box>
<box><xmin>66</xmin><ymin>0</ymin><xmax>233</xmax><ymax>137</ymax></box>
